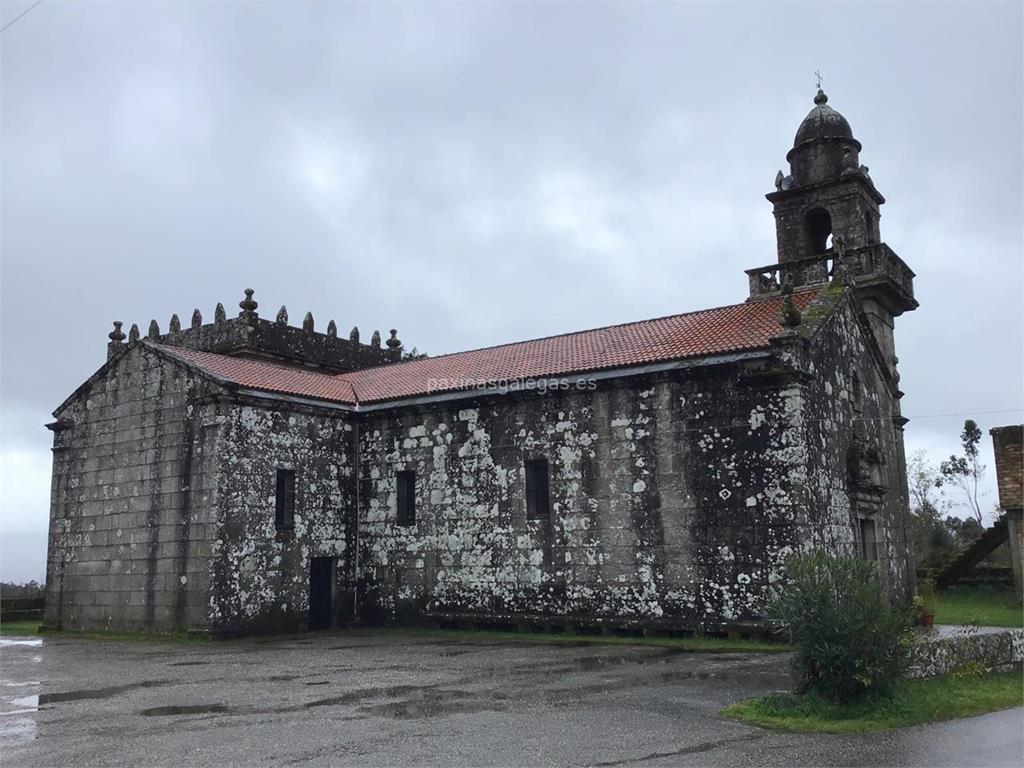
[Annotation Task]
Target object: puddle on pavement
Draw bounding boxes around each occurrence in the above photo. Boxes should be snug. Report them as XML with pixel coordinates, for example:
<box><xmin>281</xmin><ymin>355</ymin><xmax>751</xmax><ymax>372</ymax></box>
<box><xmin>304</xmin><ymin>683</ymin><xmax>509</xmax><ymax>720</ymax></box>
<box><xmin>358</xmin><ymin>690</ymin><xmax>505</xmax><ymax>720</ymax></box>
<box><xmin>303</xmin><ymin>684</ymin><xmax>429</xmax><ymax>708</ymax></box>
<box><xmin>1</xmin><ymin>692</ymin><xmax>40</xmax><ymax>744</ymax></box>
<box><xmin>0</xmin><ymin>715</ymin><xmax>37</xmax><ymax>743</ymax></box>
<box><xmin>9</xmin><ymin>695</ymin><xmax>39</xmax><ymax>711</ymax></box>
<box><xmin>0</xmin><ymin>638</ymin><xmax>43</xmax><ymax>648</ymax></box>
<box><xmin>168</xmin><ymin>661</ymin><xmax>210</xmax><ymax>667</ymax></box>
<box><xmin>657</xmin><ymin>670</ymin><xmax>729</xmax><ymax>682</ymax></box>
<box><xmin>139</xmin><ymin>704</ymin><xmax>228</xmax><ymax>717</ymax></box>
<box><xmin>574</xmin><ymin>649</ymin><xmax>684</xmax><ymax>670</ymax></box>
<box><xmin>576</xmin><ymin>656</ymin><xmax>622</xmax><ymax>670</ymax></box>
<box><xmin>38</xmin><ymin>680</ymin><xmax>167</xmax><ymax>705</ymax></box>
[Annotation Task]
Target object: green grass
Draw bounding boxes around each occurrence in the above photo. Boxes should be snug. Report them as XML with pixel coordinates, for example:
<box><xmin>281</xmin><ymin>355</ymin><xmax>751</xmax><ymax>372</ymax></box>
<box><xmin>935</xmin><ymin>586</ymin><xmax>1023</xmax><ymax>628</ymax></box>
<box><xmin>1</xmin><ymin>617</ymin><xmax>785</xmax><ymax>653</ymax></box>
<box><xmin>0</xmin><ymin>619</ymin><xmax>208</xmax><ymax>644</ymax></box>
<box><xmin>723</xmin><ymin>671</ymin><xmax>1024</xmax><ymax>733</ymax></box>
<box><xmin>0</xmin><ymin>619</ymin><xmax>43</xmax><ymax>636</ymax></box>
<box><xmin>360</xmin><ymin>626</ymin><xmax>788</xmax><ymax>653</ymax></box>
<box><xmin>49</xmin><ymin>628</ymin><xmax>210</xmax><ymax>643</ymax></box>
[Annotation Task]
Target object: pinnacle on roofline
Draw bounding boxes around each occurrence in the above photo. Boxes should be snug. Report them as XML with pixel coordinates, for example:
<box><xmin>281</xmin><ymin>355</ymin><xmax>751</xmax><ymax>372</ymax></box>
<box><xmin>104</xmin><ymin>287</ymin><xmax>402</xmax><ymax>362</ymax></box>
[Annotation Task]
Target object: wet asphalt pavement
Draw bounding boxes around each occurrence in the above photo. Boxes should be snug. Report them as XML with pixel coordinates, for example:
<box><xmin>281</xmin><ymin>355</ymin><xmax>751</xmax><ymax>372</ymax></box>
<box><xmin>1</xmin><ymin>632</ymin><xmax>1021</xmax><ymax>767</ymax></box>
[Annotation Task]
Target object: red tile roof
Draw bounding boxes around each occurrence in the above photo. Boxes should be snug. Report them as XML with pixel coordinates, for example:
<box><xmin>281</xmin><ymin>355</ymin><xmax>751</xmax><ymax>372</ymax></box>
<box><xmin>156</xmin><ymin>346</ymin><xmax>359</xmax><ymax>403</ymax></box>
<box><xmin>156</xmin><ymin>292</ymin><xmax>816</xmax><ymax>407</ymax></box>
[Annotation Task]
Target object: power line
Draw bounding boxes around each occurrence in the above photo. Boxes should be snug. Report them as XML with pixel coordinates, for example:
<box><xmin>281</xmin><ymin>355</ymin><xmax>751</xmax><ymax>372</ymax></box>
<box><xmin>905</xmin><ymin>408</ymin><xmax>1023</xmax><ymax>420</ymax></box>
<box><xmin>1</xmin><ymin>0</ymin><xmax>43</xmax><ymax>34</ymax></box>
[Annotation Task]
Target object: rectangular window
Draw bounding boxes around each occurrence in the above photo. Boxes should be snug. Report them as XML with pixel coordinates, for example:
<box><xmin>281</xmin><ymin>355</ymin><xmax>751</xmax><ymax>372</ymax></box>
<box><xmin>275</xmin><ymin>468</ymin><xmax>296</xmax><ymax>530</ymax></box>
<box><xmin>859</xmin><ymin>518</ymin><xmax>877</xmax><ymax>562</ymax></box>
<box><xmin>525</xmin><ymin>458</ymin><xmax>551</xmax><ymax>521</ymax></box>
<box><xmin>396</xmin><ymin>470</ymin><xmax>416</xmax><ymax>527</ymax></box>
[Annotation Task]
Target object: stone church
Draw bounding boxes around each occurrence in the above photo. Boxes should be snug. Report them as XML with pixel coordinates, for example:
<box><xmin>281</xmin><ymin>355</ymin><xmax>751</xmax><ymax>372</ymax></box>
<box><xmin>43</xmin><ymin>89</ymin><xmax>918</xmax><ymax>636</ymax></box>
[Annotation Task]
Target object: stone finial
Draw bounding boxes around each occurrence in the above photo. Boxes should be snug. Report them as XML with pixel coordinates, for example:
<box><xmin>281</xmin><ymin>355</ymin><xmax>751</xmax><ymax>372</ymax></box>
<box><xmin>107</xmin><ymin>321</ymin><xmax>127</xmax><ymax>361</ymax></box>
<box><xmin>214</xmin><ymin>302</ymin><xmax>226</xmax><ymax>323</ymax></box>
<box><xmin>774</xmin><ymin>170</ymin><xmax>784</xmax><ymax>191</ymax></box>
<box><xmin>276</xmin><ymin>305</ymin><xmax>289</xmax><ymax>325</ymax></box>
<box><xmin>813</xmin><ymin>88</ymin><xmax>828</xmax><ymax>106</ymax></box>
<box><xmin>386</xmin><ymin>329</ymin><xmax>402</xmax><ymax>361</ymax></box>
<box><xmin>778</xmin><ymin>277</ymin><xmax>802</xmax><ymax>330</ymax></box>
<box><xmin>303</xmin><ymin>312</ymin><xmax>314</xmax><ymax>333</ymax></box>
<box><xmin>128</xmin><ymin>323</ymin><xmax>140</xmax><ymax>342</ymax></box>
<box><xmin>370</xmin><ymin>330</ymin><xmax>381</xmax><ymax>350</ymax></box>
<box><xmin>238</xmin><ymin>288</ymin><xmax>258</xmax><ymax>319</ymax></box>
<box><xmin>191</xmin><ymin>309</ymin><xmax>202</xmax><ymax>328</ymax></box>
<box><xmin>832</xmin><ymin>235</ymin><xmax>855</xmax><ymax>285</ymax></box>
<box><xmin>169</xmin><ymin>314</ymin><xmax>181</xmax><ymax>334</ymax></box>
<box><xmin>834</xmin><ymin>234</ymin><xmax>846</xmax><ymax>260</ymax></box>
<box><xmin>148</xmin><ymin>319</ymin><xmax>160</xmax><ymax>340</ymax></box>
<box><xmin>108</xmin><ymin>321</ymin><xmax>126</xmax><ymax>343</ymax></box>
<box><xmin>327</xmin><ymin>320</ymin><xmax>337</xmax><ymax>338</ymax></box>
<box><xmin>349</xmin><ymin>326</ymin><xmax>360</xmax><ymax>343</ymax></box>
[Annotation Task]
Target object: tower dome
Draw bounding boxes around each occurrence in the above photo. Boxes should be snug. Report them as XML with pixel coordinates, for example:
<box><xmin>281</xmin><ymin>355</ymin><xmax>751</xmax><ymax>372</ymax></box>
<box><xmin>792</xmin><ymin>89</ymin><xmax>859</xmax><ymax>148</ymax></box>
<box><xmin>785</xmin><ymin>89</ymin><xmax>862</xmax><ymax>186</ymax></box>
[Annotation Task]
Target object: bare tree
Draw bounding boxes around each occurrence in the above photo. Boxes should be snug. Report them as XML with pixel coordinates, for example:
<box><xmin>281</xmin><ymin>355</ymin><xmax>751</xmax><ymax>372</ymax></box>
<box><xmin>939</xmin><ymin>419</ymin><xmax>986</xmax><ymax>525</ymax></box>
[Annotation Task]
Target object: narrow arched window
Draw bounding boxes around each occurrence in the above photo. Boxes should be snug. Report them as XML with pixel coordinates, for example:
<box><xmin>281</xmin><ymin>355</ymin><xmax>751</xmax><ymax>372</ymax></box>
<box><xmin>805</xmin><ymin>207</ymin><xmax>832</xmax><ymax>254</ymax></box>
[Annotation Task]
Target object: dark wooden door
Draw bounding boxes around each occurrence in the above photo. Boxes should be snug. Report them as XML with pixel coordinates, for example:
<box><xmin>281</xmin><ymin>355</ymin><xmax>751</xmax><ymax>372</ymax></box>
<box><xmin>309</xmin><ymin>557</ymin><xmax>334</xmax><ymax>631</ymax></box>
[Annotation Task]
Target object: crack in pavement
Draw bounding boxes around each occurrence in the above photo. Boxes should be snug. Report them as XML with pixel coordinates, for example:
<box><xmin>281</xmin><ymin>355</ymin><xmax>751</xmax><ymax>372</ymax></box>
<box><xmin>585</xmin><ymin>733</ymin><xmax>766</xmax><ymax>767</ymax></box>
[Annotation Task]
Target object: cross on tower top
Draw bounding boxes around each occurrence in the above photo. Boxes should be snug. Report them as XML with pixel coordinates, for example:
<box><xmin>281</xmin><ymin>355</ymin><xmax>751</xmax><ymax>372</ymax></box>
<box><xmin>814</xmin><ymin>70</ymin><xmax>823</xmax><ymax>89</ymax></box>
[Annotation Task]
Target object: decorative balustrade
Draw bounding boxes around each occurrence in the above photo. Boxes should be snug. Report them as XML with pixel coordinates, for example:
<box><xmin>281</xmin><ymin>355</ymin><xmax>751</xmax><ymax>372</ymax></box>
<box><xmin>746</xmin><ymin>243</ymin><xmax>915</xmax><ymax>307</ymax></box>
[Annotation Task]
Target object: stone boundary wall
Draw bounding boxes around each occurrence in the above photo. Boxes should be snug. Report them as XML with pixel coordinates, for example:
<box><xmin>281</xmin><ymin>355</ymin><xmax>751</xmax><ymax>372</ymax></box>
<box><xmin>0</xmin><ymin>597</ymin><xmax>45</xmax><ymax>622</ymax></box>
<box><xmin>907</xmin><ymin>627</ymin><xmax>1024</xmax><ymax>678</ymax></box>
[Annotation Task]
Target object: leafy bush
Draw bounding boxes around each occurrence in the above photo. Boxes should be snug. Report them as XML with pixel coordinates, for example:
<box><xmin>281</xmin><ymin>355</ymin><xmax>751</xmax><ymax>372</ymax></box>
<box><xmin>916</xmin><ymin>578</ymin><xmax>937</xmax><ymax>614</ymax></box>
<box><xmin>768</xmin><ymin>550</ymin><xmax>911</xmax><ymax>702</ymax></box>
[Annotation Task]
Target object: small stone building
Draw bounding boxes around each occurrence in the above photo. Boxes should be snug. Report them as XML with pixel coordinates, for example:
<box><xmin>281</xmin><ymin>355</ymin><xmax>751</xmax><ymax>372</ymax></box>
<box><xmin>990</xmin><ymin>426</ymin><xmax>1024</xmax><ymax>604</ymax></box>
<box><xmin>43</xmin><ymin>90</ymin><xmax>919</xmax><ymax>636</ymax></box>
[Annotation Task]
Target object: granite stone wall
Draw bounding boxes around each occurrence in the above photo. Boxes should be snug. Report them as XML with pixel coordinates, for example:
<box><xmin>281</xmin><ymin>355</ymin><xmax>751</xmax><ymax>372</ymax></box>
<box><xmin>796</xmin><ymin>292</ymin><xmax>913</xmax><ymax>601</ymax></box>
<box><xmin>354</xmin><ymin>357</ymin><xmax>851</xmax><ymax>630</ymax></box>
<box><xmin>44</xmin><ymin>345</ymin><xmax>221</xmax><ymax>632</ymax></box>
<box><xmin>907</xmin><ymin>628</ymin><xmax>1024</xmax><ymax>679</ymax></box>
<box><xmin>207</xmin><ymin>399</ymin><xmax>356</xmax><ymax>635</ymax></box>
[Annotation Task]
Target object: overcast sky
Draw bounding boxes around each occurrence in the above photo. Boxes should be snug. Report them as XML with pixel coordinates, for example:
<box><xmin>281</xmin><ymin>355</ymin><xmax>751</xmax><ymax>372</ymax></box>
<box><xmin>2</xmin><ymin>1</ymin><xmax>1021</xmax><ymax>583</ymax></box>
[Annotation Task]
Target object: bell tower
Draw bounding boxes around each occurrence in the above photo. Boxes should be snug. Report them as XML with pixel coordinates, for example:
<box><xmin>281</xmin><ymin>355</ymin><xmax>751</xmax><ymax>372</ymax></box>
<box><xmin>751</xmin><ymin>88</ymin><xmax>918</xmax><ymax>376</ymax></box>
<box><xmin>769</xmin><ymin>88</ymin><xmax>882</xmax><ymax>261</ymax></box>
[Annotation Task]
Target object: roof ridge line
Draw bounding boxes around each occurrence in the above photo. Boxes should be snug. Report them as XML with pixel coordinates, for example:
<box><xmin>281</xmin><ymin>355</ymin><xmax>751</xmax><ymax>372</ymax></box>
<box><xmin>160</xmin><ymin>344</ymin><xmax>347</xmax><ymax>380</ymax></box>
<box><xmin>334</xmin><ymin>289</ymin><xmax>815</xmax><ymax>377</ymax></box>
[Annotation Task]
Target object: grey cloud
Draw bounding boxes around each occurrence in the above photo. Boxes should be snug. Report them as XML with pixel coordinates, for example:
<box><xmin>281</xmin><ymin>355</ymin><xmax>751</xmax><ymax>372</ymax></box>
<box><xmin>1</xmin><ymin>1</ymin><xmax>1020</xmax><ymax>581</ymax></box>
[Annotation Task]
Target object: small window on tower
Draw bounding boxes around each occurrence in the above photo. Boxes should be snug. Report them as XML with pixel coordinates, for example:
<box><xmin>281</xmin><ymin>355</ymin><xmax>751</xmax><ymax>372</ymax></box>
<box><xmin>396</xmin><ymin>471</ymin><xmax>416</xmax><ymax>527</ymax></box>
<box><xmin>525</xmin><ymin>458</ymin><xmax>551</xmax><ymax>521</ymax></box>
<box><xmin>275</xmin><ymin>469</ymin><xmax>296</xmax><ymax>530</ymax></box>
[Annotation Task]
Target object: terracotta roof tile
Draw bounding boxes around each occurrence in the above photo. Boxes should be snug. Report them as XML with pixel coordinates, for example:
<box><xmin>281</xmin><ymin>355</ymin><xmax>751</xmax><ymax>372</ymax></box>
<box><xmin>156</xmin><ymin>346</ymin><xmax>358</xmax><ymax>403</ymax></box>
<box><xmin>156</xmin><ymin>292</ymin><xmax>815</xmax><ymax>407</ymax></box>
